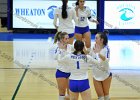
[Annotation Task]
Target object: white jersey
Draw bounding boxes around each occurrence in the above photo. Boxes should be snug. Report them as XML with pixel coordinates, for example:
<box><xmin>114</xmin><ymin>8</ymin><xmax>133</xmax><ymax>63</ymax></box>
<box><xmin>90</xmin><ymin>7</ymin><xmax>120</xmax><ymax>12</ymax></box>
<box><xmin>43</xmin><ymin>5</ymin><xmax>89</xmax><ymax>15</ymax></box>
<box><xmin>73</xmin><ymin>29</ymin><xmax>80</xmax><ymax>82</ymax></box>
<box><xmin>90</xmin><ymin>45</ymin><xmax>110</xmax><ymax>81</ymax></box>
<box><xmin>54</xmin><ymin>44</ymin><xmax>74</xmax><ymax>73</ymax></box>
<box><xmin>76</xmin><ymin>6</ymin><xmax>94</xmax><ymax>27</ymax></box>
<box><xmin>53</xmin><ymin>6</ymin><xmax>78</xmax><ymax>34</ymax></box>
<box><xmin>57</xmin><ymin>54</ymin><xmax>99</xmax><ymax>80</ymax></box>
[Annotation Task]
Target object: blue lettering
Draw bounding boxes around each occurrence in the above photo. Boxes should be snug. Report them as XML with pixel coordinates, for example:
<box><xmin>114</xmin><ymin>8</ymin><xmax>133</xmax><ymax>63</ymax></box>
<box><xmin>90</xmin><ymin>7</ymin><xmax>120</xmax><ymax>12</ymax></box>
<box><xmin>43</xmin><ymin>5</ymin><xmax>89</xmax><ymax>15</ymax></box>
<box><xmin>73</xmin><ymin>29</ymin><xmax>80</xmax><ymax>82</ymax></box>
<box><xmin>15</xmin><ymin>8</ymin><xmax>20</xmax><ymax>15</ymax></box>
<box><xmin>21</xmin><ymin>9</ymin><xmax>25</xmax><ymax>16</ymax></box>
<box><xmin>15</xmin><ymin>8</ymin><xmax>46</xmax><ymax>16</ymax></box>
<box><xmin>30</xmin><ymin>9</ymin><xmax>34</xmax><ymax>16</ymax></box>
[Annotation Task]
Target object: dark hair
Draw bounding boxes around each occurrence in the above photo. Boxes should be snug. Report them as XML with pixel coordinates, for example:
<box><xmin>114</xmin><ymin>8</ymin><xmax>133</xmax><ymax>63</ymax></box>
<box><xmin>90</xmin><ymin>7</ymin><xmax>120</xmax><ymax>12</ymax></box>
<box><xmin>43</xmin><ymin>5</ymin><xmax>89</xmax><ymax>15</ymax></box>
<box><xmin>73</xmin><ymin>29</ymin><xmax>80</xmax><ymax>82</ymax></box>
<box><xmin>97</xmin><ymin>30</ymin><xmax>109</xmax><ymax>46</ymax></box>
<box><xmin>76</xmin><ymin>0</ymin><xmax>85</xmax><ymax>6</ymax></box>
<box><xmin>73</xmin><ymin>40</ymin><xmax>87</xmax><ymax>62</ymax></box>
<box><xmin>62</xmin><ymin>0</ymin><xmax>68</xmax><ymax>19</ymax></box>
<box><xmin>73</xmin><ymin>40</ymin><xmax>85</xmax><ymax>55</ymax></box>
<box><xmin>76</xmin><ymin>0</ymin><xmax>79</xmax><ymax>6</ymax></box>
<box><xmin>54</xmin><ymin>31</ymin><xmax>68</xmax><ymax>43</ymax></box>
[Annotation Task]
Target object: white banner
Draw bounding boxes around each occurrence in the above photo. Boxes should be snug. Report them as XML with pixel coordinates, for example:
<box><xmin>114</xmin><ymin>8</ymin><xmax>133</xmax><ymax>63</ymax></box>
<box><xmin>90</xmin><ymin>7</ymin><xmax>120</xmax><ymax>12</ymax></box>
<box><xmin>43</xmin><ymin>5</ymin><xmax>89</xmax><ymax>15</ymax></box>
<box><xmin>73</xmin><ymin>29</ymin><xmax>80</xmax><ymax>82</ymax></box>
<box><xmin>105</xmin><ymin>1</ymin><xmax>140</xmax><ymax>29</ymax></box>
<box><xmin>13</xmin><ymin>0</ymin><xmax>97</xmax><ymax>29</ymax></box>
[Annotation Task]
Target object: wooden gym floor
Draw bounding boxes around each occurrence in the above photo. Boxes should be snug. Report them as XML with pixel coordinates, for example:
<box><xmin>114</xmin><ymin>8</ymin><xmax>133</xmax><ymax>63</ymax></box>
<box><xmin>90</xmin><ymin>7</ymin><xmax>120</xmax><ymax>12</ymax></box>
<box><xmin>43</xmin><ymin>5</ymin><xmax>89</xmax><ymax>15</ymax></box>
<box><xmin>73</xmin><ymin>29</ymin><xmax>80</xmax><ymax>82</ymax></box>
<box><xmin>0</xmin><ymin>19</ymin><xmax>140</xmax><ymax>100</ymax></box>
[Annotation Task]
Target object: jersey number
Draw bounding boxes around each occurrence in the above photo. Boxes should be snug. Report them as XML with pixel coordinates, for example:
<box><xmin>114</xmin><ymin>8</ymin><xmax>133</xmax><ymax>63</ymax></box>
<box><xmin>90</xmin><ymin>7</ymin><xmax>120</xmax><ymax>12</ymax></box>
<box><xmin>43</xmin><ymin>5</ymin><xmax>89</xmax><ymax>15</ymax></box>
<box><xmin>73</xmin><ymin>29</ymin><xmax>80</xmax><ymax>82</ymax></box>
<box><xmin>77</xmin><ymin>61</ymin><xmax>80</xmax><ymax>69</ymax></box>
<box><xmin>80</xmin><ymin>17</ymin><xmax>85</xmax><ymax>21</ymax></box>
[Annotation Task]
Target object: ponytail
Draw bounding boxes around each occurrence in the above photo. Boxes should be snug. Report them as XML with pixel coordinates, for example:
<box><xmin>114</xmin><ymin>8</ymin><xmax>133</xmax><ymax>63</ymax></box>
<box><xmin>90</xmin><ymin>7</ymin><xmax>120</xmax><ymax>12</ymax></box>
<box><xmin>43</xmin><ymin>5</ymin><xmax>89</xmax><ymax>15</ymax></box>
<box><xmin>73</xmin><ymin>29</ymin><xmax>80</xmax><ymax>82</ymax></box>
<box><xmin>54</xmin><ymin>32</ymin><xmax>61</xmax><ymax>44</ymax></box>
<box><xmin>97</xmin><ymin>30</ymin><xmax>109</xmax><ymax>46</ymax></box>
<box><xmin>62</xmin><ymin>0</ymin><xmax>68</xmax><ymax>19</ymax></box>
<box><xmin>73</xmin><ymin>40</ymin><xmax>87</xmax><ymax>62</ymax></box>
<box><xmin>76</xmin><ymin>0</ymin><xmax>79</xmax><ymax>6</ymax></box>
<box><xmin>103</xmin><ymin>30</ymin><xmax>109</xmax><ymax>36</ymax></box>
<box><xmin>73</xmin><ymin>40</ymin><xmax>85</xmax><ymax>55</ymax></box>
<box><xmin>54</xmin><ymin>31</ymin><xmax>68</xmax><ymax>43</ymax></box>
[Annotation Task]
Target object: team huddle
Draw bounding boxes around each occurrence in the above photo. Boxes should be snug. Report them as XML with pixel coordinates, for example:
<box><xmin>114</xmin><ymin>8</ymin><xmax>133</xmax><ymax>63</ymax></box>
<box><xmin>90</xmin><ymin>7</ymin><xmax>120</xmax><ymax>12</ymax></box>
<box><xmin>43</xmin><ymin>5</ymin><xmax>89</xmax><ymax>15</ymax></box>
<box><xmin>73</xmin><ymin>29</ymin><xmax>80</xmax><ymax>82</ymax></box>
<box><xmin>52</xmin><ymin>0</ymin><xmax>112</xmax><ymax>100</ymax></box>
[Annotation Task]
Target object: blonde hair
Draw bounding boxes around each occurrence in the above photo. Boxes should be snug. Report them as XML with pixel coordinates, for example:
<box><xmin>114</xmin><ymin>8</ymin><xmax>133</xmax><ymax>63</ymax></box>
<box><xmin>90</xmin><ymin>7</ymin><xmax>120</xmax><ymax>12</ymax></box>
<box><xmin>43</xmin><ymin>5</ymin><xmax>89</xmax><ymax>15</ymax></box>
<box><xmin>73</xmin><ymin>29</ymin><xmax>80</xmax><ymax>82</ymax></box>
<box><xmin>54</xmin><ymin>31</ymin><xmax>68</xmax><ymax>43</ymax></box>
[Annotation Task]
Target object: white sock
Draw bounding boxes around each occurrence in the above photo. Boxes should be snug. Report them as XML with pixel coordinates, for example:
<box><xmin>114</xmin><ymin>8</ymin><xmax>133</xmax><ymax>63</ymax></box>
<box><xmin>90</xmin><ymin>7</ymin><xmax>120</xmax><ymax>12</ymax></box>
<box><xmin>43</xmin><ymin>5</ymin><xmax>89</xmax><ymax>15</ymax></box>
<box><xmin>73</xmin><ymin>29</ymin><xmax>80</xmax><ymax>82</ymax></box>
<box><xmin>98</xmin><ymin>96</ymin><xmax>104</xmax><ymax>100</ymax></box>
<box><xmin>104</xmin><ymin>95</ymin><xmax>110</xmax><ymax>100</ymax></box>
<box><xmin>59</xmin><ymin>95</ymin><xmax>65</xmax><ymax>100</ymax></box>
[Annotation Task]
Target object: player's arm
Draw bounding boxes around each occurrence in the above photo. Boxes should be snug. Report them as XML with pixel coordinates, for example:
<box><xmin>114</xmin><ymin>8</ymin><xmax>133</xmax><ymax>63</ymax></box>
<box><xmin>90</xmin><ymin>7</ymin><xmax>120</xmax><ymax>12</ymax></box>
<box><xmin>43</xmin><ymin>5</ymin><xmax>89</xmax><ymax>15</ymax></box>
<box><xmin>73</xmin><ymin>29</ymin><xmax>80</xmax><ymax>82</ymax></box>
<box><xmin>89</xmin><ymin>46</ymin><xmax>96</xmax><ymax>58</ymax></box>
<box><xmin>99</xmin><ymin>47</ymin><xmax>110</xmax><ymax>63</ymax></box>
<box><xmin>72</xmin><ymin>8</ymin><xmax>79</xmax><ymax>24</ymax></box>
<box><xmin>88</xmin><ymin>16</ymin><xmax>99</xmax><ymax>24</ymax></box>
<box><xmin>98</xmin><ymin>53</ymin><xmax>106</xmax><ymax>61</ymax></box>
<box><xmin>87</xmin><ymin>55</ymin><xmax>100</xmax><ymax>66</ymax></box>
<box><xmin>57</xmin><ymin>54</ymin><xmax>70</xmax><ymax>65</ymax></box>
<box><xmin>87</xmin><ymin>7</ymin><xmax>99</xmax><ymax>24</ymax></box>
<box><xmin>54</xmin><ymin>47</ymin><xmax>61</xmax><ymax>60</ymax></box>
<box><xmin>53</xmin><ymin>9</ymin><xmax>58</xmax><ymax>30</ymax></box>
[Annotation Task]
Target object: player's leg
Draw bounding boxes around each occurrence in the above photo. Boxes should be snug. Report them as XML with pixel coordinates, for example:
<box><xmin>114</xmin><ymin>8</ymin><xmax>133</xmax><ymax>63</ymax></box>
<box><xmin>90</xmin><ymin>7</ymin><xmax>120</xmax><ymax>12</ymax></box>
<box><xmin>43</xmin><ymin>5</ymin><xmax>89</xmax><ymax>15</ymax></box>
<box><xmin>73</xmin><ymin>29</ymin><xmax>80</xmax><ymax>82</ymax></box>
<box><xmin>56</xmin><ymin>78</ymin><xmax>68</xmax><ymax>100</ymax></box>
<box><xmin>69</xmin><ymin>79</ymin><xmax>79</xmax><ymax>100</ymax></box>
<box><xmin>68</xmin><ymin>33</ymin><xmax>75</xmax><ymax>45</ymax></box>
<box><xmin>74</xmin><ymin>26</ymin><xmax>83</xmax><ymax>41</ymax></box>
<box><xmin>68</xmin><ymin>37</ymin><xmax>74</xmax><ymax>45</ymax></box>
<box><xmin>69</xmin><ymin>90</ymin><xmax>79</xmax><ymax>100</ymax></box>
<box><xmin>74</xmin><ymin>33</ymin><xmax>83</xmax><ymax>41</ymax></box>
<box><xmin>102</xmin><ymin>73</ymin><xmax>112</xmax><ymax>100</ymax></box>
<box><xmin>82</xmin><ymin>26</ymin><xmax>91</xmax><ymax>51</ymax></box>
<box><xmin>65</xmin><ymin>78</ymin><xmax>70</xmax><ymax>100</ymax></box>
<box><xmin>93</xmin><ymin>78</ymin><xmax>104</xmax><ymax>100</ymax></box>
<box><xmin>56</xmin><ymin>69</ymin><xmax>70</xmax><ymax>100</ymax></box>
<box><xmin>83</xmin><ymin>31</ymin><xmax>91</xmax><ymax>49</ymax></box>
<box><xmin>80</xmin><ymin>89</ymin><xmax>92</xmax><ymax>100</ymax></box>
<box><xmin>79</xmin><ymin>79</ymin><xmax>91</xmax><ymax>100</ymax></box>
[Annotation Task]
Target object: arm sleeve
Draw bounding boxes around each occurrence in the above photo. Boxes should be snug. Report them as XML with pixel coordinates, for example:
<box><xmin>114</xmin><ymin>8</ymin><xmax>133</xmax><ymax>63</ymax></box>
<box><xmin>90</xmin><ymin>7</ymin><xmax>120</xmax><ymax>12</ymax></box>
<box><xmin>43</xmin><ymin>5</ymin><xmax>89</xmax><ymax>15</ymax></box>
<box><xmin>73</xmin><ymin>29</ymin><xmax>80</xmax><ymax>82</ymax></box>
<box><xmin>99</xmin><ymin>47</ymin><xmax>110</xmax><ymax>70</ymax></box>
<box><xmin>86</xmin><ymin>7</ymin><xmax>96</xmax><ymax>22</ymax></box>
<box><xmin>54</xmin><ymin>47</ymin><xmax>60</xmax><ymax>60</ymax></box>
<box><xmin>48</xmin><ymin>44</ymin><xmax>58</xmax><ymax>60</ymax></box>
<box><xmin>57</xmin><ymin>54</ymin><xmax>70</xmax><ymax>66</ymax></box>
<box><xmin>54</xmin><ymin>46</ymin><xmax>67</xmax><ymax>60</ymax></box>
<box><xmin>53</xmin><ymin>9</ymin><xmax>58</xmax><ymax>27</ymax></box>
<box><xmin>89</xmin><ymin>47</ymin><xmax>96</xmax><ymax>59</ymax></box>
<box><xmin>72</xmin><ymin>8</ymin><xmax>78</xmax><ymax>24</ymax></box>
<box><xmin>87</xmin><ymin>7</ymin><xmax>92</xmax><ymax>18</ymax></box>
<box><xmin>100</xmin><ymin>47</ymin><xmax>110</xmax><ymax>61</ymax></box>
<box><xmin>87</xmin><ymin>55</ymin><xmax>100</xmax><ymax>66</ymax></box>
<box><xmin>69</xmin><ymin>44</ymin><xmax>75</xmax><ymax>52</ymax></box>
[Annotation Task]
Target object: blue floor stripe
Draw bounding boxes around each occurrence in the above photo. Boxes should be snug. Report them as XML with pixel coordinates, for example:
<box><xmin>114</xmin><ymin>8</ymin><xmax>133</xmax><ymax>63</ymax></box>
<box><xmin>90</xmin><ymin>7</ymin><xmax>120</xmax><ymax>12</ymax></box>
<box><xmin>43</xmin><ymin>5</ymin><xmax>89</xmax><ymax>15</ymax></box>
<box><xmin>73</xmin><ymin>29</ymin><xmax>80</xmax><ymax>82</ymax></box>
<box><xmin>0</xmin><ymin>32</ymin><xmax>140</xmax><ymax>41</ymax></box>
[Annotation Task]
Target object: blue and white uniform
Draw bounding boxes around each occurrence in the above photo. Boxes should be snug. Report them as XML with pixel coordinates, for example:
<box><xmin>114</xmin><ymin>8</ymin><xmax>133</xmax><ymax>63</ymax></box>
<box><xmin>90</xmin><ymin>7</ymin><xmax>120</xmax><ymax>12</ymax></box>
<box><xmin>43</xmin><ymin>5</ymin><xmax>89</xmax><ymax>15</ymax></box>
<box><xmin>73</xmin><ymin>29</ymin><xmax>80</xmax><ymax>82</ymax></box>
<box><xmin>75</xmin><ymin>6</ymin><xmax>95</xmax><ymax>34</ymax></box>
<box><xmin>57</xmin><ymin>53</ymin><xmax>99</xmax><ymax>92</ymax></box>
<box><xmin>53</xmin><ymin>6</ymin><xmax>78</xmax><ymax>38</ymax></box>
<box><xmin>54</xmin><ymin>44</ymin><xmax>74</xmax><ymax>78</ymax></box>
<box><xmin>90</xmin><ymin>45</ymin><xmax>111</xmax><ymax>81</ymax></box>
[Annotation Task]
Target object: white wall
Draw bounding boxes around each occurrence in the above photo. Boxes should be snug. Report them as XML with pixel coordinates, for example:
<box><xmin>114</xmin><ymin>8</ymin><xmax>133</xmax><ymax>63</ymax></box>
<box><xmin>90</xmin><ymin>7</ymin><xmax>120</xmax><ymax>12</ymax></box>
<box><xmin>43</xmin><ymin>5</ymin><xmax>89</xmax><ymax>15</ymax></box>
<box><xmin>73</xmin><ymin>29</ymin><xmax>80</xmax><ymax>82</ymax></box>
<box><xmin>13</xmin><ymin>38</ymin><xmax>140</xmax><ymax>69</ymax></box>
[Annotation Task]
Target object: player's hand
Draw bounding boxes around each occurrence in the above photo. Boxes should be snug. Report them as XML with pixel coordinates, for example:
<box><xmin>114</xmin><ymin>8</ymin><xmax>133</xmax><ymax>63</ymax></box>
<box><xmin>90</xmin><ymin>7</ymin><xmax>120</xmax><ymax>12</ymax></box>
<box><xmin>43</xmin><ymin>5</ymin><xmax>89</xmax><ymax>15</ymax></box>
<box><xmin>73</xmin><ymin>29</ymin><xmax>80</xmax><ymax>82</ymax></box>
<box><xmin>75</xmin><ymin>6</ymin><xmax>79</xmax><ymax>11</ymax></box>
<box><xmin>95</xmin><ymin>20</ymin><xmax>99</xmax><ymax>24</ymax></box>
<box><xmin>93</xmin><ymin>44</ymin><xmax>101</xmax><ymax>53</ymax></box>
<box><xmin>75</xmin><ymin>6</ymin><xmax>79</xmax><ymax>17</ymax></box>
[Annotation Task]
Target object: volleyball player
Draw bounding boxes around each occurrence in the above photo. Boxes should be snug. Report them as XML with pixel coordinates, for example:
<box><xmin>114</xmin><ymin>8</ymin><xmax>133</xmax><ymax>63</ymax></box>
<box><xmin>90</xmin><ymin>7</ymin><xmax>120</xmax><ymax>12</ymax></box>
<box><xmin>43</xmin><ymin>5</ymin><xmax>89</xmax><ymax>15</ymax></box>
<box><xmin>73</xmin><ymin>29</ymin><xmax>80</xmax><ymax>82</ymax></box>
<box><xmin>53</xmin><ymin>0</ymin><xmax>78</xmax><ymax>44</ymax></box>
<box><xmin>57</xmin><ymin>40</ymin><xmax>102</xmax><ymax>100</ymax></box>
<box><xmin>89</xmin><ymin>31</ymin><xmax>112</xmax><ymax>100</ymax></box>
<box><xmin>74</xmin><ymin>0</ymin><xmax>99</xmax><ymax>52</ymax></box>
<box><xmin>54</xmin><ymin>31</ymin><xmax>74</xmax><ymax>100</ymax></box>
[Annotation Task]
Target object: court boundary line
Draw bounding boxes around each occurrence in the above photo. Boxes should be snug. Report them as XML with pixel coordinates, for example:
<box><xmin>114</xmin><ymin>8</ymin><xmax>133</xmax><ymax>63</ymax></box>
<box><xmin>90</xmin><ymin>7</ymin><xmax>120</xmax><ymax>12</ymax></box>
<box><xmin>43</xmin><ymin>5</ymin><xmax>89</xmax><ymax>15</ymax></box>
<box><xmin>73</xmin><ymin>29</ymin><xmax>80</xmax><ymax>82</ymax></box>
<box><xmin>11</xmin><ymin>68</ymin><xmax>28</xmax><ymax>100</ymax></box>
<box><xmin>0</xmin><ymin>68</ymin><xmax>25</xmax><ymax>69</ymax></box>
<box><xmin>11</xmin><ymin>52</ymin><xmax>35</xmax><ymax>100</ymax></box>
